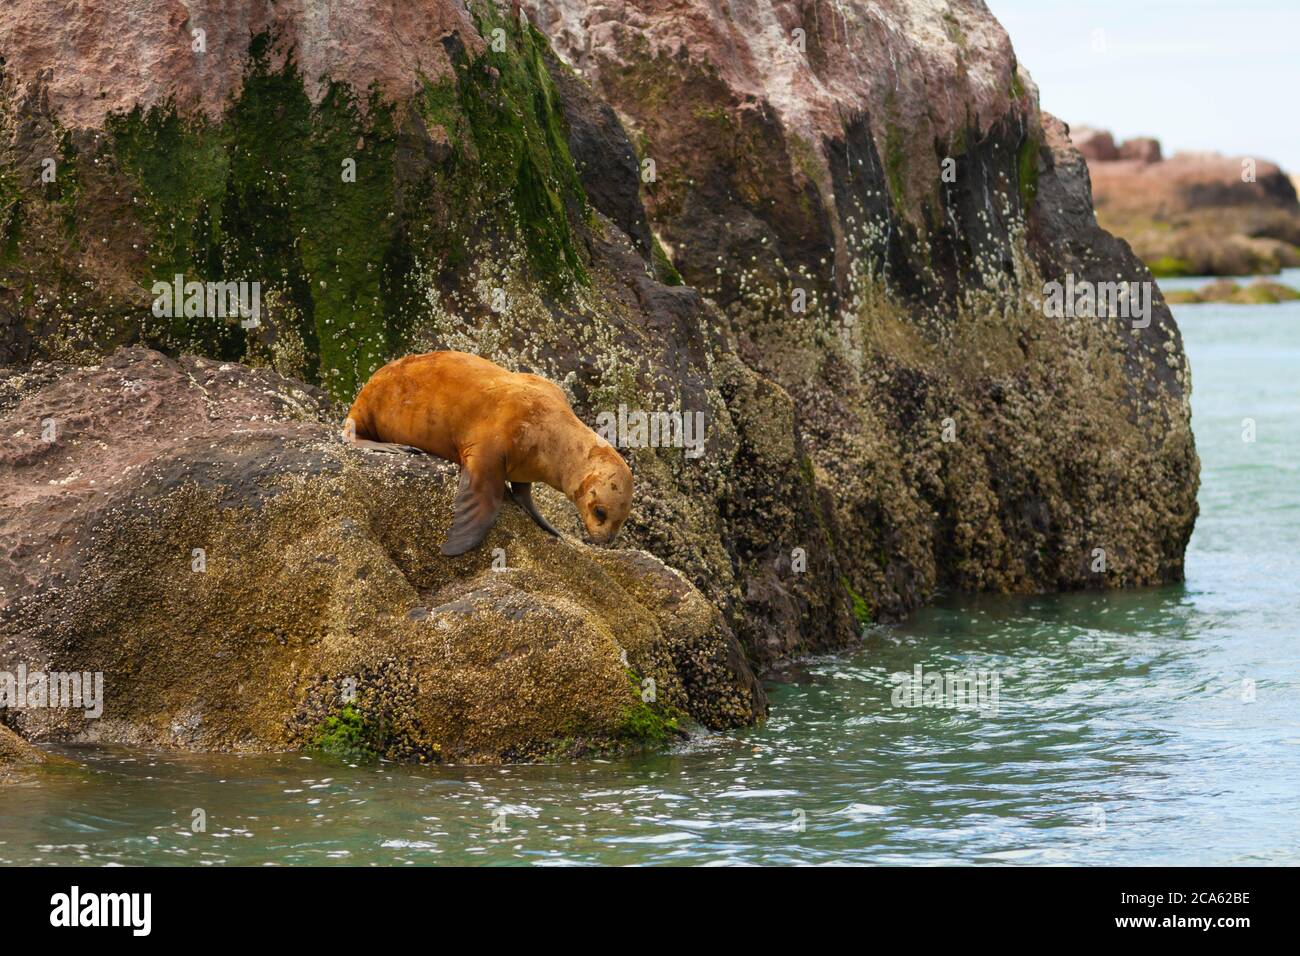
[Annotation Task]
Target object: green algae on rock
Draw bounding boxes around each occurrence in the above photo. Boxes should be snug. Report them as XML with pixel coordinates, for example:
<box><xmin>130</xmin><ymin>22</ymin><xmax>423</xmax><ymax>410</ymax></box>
<box><xmin>2</xmin><ymin>1</ymin><xmax>860</xmax><ymax>669</ymax></box>
<box><xmin>1</xmin><ymin>9</ymin><xmax>583</xmax><ymax>381</ymax></box>
<box><xmin>1163</xmin><ymin>279</ymin><xmax>1300</xmax><ymax>305</ymax></box>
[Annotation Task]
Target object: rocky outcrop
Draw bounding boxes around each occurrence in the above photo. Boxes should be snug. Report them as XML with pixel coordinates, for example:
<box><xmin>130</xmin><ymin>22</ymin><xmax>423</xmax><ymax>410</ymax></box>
<box><xmin>0</xmin><ymin>347</ymin><xmax>765</xmax><ymax>759</ymax></box>
<box><xmin>1071</xmin><ymin>127</ymin><xmax>1119</xmax><ymax>162</ymax></box>
<box><xmin>528</xmin><ymin>0</ymin><xmax>1032</xmax><ymax>311</ymax></box>
<box><xmin>1</xmin><ymin>0</ymin><xmax>1200</xmax><ymax>759</ymax></box>
<box><xmin>527</xmin><ymin>2</ymin><xmax>1198</xmax><ymax>605</ymax></box>
<box><xmin>1078</xmin><ymin>130</ymin><xmax>1300</xmax><ymax>276</ymax></box>
<box><xmin>2</xmin><ymin>0</ymin><xmax>859</xmax><ymax>677</ymax></box>
<box><xmin>0</xmin><ymin>0</ymin><xmax>477</xmax><ymax>131</ymax></box>
<box><xmin>1071</xmin><ymin>128</ymin><xmax>1162</xmax><ymax>165</ymax></box>
<box><xmin>1118</xmin><ymin>137</ymin><xmax>1161</xmax><ymax>164</ymax></box>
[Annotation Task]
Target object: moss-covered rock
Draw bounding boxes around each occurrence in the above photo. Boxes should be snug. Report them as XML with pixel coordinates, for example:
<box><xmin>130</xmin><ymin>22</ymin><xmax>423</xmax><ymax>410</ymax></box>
<box><xmin>1</xmin><ymin>7</ymin><xmax>589</xmax><ymax>398</ymax></box>
<box><xmin>527</xmin><ymin>4</ymin><xmax>1199</xmax><ymax>617</ymax></box>
<box><xmin>0</xmin><ymin>348</ymin><xmax>765</xmax><ymax>761</ymax></box>
<box><xmin>1</xmin><ymin>1</ymin><xmax>860</xmax><ymax>670</ymax></box>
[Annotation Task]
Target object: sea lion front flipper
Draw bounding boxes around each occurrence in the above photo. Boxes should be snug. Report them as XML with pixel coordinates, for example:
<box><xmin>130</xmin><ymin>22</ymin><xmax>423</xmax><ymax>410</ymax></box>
<box><xmin>441</xmin><ymin>457</ymin><xmax>505</xmax><ymax>556</ymax></box>
<box><xmin>509</xmin><ymin>482</ymin><xmax>561</xmax><ymax>537</ymax></box>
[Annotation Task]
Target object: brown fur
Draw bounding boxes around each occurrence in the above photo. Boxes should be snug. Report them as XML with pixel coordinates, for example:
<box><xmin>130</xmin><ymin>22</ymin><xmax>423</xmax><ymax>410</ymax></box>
<box><xmin>344</xmin><ymin>351</ymin><xmax>633</xmax><ymax>555</ymax></box>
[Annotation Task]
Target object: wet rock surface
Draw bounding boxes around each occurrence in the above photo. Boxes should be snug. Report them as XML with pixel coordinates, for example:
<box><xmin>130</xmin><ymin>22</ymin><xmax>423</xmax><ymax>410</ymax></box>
<box><xmin>0</xmin><ymin>721</ymin><xmax>47</xmax><ymax>780</ymax></box>
<box><xmin>1</xmin><ymin>0</ymin><xmax>861</xmax><ymax>676</ymax></box>
<box><xmin>528</xmin><ymin>3</ymin><xmax>1199</xmax><ymax>612</ymax></box>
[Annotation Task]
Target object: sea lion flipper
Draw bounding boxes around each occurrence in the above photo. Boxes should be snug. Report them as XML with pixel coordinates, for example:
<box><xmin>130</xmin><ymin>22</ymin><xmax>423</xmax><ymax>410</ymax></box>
<box><xmin>509</xmin><ymin>482</ymin><xmax>561</xmax><ymax>537</ymax></box>
<box><xmin>441</xmin><ymin>459</ymin><xmax>505</xmax><ymax>556</ymax></box>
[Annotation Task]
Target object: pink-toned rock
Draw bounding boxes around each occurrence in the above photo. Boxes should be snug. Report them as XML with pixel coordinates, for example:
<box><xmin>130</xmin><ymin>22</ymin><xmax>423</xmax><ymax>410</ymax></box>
<box><xmin>525</xmin><ymin>0</ymin><xmax>1034</xmax><ymax>280</ymax></box>
<box><xmin>1078</xmin><ymin>129</ymin><xmax>1300</xmax><ymax>275</ymax></box>
<box><xmin>1074</xmin><ymin>128</ymin><xmax>1159</xmax><ymax>164</ymax></box>
<box><xmin>1071</xmin><ymin>126</ymin><xmax>1119</xmax><ymax>161</ymax></box>
<box><xmin>1070</xmin><ymin>128</ymin><xmax>1295</xmax><ymax>214</ymax></box>
<box><xmin>1090</xmin><ymin>150</ymin><xmax>1297</xmax><ymax>214</ymax></box>
<box><xmin>1118</xmin><ymin>136</ymin><xmax>1161</xmax><ymax>163</ymax></box>
<box><xmin>0</xmin><ymin>0</ymin><xmax>481</xmax><ymax>128</ymax></box>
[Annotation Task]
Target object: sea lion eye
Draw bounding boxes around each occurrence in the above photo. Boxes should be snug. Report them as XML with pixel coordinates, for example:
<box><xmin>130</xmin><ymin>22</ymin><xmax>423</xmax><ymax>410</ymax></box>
<box><xmin>594</xmin><ymin>507</ymin><xmax>608</xmax><ymax>523</ymax></box>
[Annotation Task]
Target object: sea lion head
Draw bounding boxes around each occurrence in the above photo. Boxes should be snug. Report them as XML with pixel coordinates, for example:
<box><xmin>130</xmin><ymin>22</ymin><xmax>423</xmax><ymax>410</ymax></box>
<box><xmin>576</xmin><ymin>446</ymin><xmax>633</xmax><ymax>545</ymax></box>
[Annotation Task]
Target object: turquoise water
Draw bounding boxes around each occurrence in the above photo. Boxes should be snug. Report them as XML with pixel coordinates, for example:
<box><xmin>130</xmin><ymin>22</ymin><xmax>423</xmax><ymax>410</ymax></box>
<box><xmin>2</xmin><ymin>297</ymin><xmax>1298</xmax><ymax>866</ymax></box>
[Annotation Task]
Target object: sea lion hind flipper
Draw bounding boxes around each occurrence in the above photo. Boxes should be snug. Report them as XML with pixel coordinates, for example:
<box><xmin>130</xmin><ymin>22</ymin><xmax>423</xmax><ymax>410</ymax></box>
<box><xmin>441</xmin><ymin>461</ymin><xmax>505</xmax><ymax>556</ymax></box>
<box><xmin>509</xmin><ymin>482</ymin><xmax>561</xmax><ymax>537</ymax></box>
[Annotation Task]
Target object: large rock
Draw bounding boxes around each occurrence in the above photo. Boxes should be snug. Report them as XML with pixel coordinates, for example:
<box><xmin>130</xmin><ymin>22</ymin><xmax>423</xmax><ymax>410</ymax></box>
<box><xmin>527</xmin><ymin>1</ymin><xmax>1198</xmax><ymax>605</ymax></box>
<box><xmin>1</xmin><ymin>0</ymin><xmax>1200</xmax><ymax>703</ymax></box>
<box><xmin>528</xmin><ymin>0</ymin><xmax>1032</xmax><ymax>305</ymax></box>
<box><xmin>1</xmin><ymin>0</ymin><xmax>857</xmax><ymax>673</ymax></box>
<box><xmin>0</xmin><ymin>348</ymin><xmax>765</xmax><ymax>760</ymax></box>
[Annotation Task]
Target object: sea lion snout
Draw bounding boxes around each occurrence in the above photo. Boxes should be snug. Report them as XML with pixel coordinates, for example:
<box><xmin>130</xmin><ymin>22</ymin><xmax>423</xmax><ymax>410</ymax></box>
<box><xmin>577</xmin><ymin>450</ymin><xmax>633</xmax><ymax>545</ymax></box>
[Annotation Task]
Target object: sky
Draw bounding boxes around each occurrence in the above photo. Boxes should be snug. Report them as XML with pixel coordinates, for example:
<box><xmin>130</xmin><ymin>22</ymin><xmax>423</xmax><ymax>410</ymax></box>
<box><xmin>984</xmin><ymin>0</ymin><xmax>1300</xmax><ymax>171</ymax></box>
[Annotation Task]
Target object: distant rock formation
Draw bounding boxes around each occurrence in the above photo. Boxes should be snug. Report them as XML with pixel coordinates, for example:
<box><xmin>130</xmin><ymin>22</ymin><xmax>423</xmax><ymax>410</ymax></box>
<box><xmin>1075</xmin><ymin>128</ymin><xmax>1300</xmax><ymax>275</ymax></box>
<box><xmin>1163</xmin><ymin>278</ymin><xmax>1300</xmax><ymax>305</ymax></box>
<box><xmin>1071</xmin><ymin>126</ymin><xmax>1120</xmax><ymax>162</ymax></box>
<box><xmin>1118</xmin><ymin>137</ymin><xmax>1162</xmax><ymax>164</ymax></box>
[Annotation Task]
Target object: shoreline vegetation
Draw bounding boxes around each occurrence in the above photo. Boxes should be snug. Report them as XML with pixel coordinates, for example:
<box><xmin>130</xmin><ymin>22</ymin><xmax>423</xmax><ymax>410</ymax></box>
<box><xmin>1162</xmin><ymin>278</ymin><xmax>1300</xmax><ymax>305</ymax></box>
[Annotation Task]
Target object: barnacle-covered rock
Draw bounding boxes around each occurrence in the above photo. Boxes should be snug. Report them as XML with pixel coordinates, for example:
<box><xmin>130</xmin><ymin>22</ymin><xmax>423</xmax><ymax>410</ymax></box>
<box><xmin>0</xmin><ymin>348</ymin><xmax>765</xmax><ymax>761</ymax></box>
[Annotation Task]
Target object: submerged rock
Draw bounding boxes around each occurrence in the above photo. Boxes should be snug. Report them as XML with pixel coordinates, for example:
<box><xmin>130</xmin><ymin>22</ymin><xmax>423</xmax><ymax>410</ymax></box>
<box><xmin>0</xmin><ymin>348</ymin><xmax>765</xmax><ymax>760</ymax></box>
<box><xmin>0</xmin><ymin>722</ymin><xmax>47</xmax><ymax>780</ymax></box>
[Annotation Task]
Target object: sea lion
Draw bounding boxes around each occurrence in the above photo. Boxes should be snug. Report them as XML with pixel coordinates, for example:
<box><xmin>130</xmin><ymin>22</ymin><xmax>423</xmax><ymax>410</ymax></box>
<box><xmin>342</xmin><ymin>351</ymin><xmax>633</xmax><ymax>556</ymax></box>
